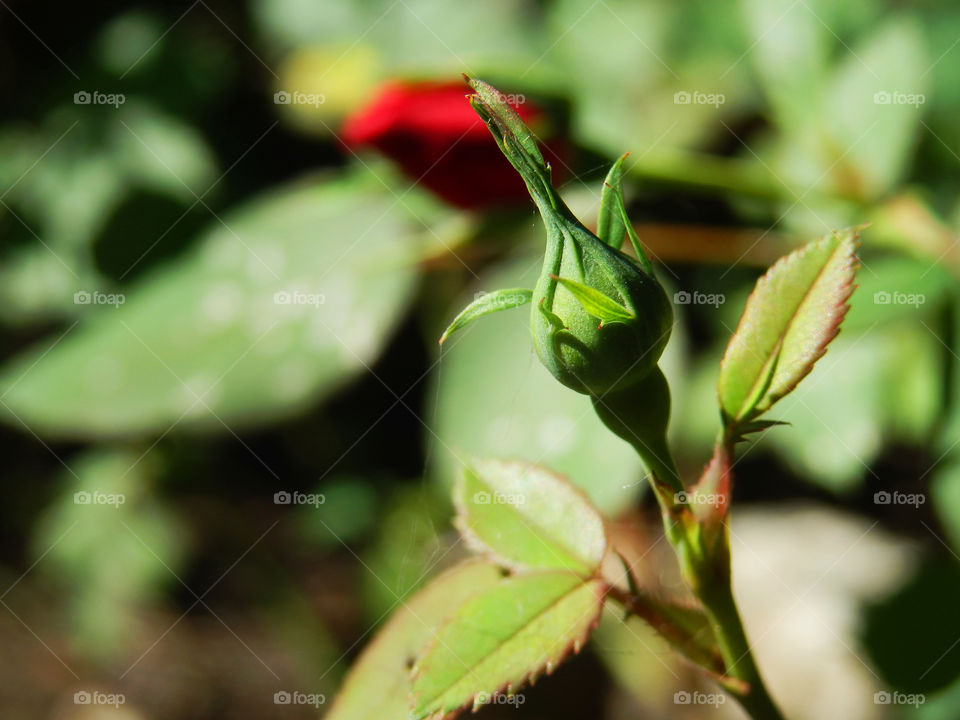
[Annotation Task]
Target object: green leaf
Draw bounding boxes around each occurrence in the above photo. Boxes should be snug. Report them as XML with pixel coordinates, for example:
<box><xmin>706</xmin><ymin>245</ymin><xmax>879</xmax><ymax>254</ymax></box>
<box><xmin>553</xmin><ymin>276</ymin><xmax>634</xmax><ymax>325</ymax></box>
<box><xmin>717</xmin><ymin>226</ymin><xmax>861</xmax><ymax>426</ymax></box>
<box><xmin>439</xmin><ymin>288</ymin><xmax>532</xmax><ymax>344</ymax></box>
<box><xmin>455</xmin><ymin>459</ymin><xmax>607</xmax><ymax>576</ymax></box>
<box><xmin>411</xmin><ymin>572</ymin><xmax>606</xmax><ymax>719</ymax></box>
<box><xmin>0</xmin><ymin>167</ymin><xmax>439</xmax><ymax>437</ymax></box>
<box><xmin>824</xmin><ymin>16</ymin><xmax>928</xmax><ymax>200</ymax></box>
<box><xmin>597</xmin><ymin>154</ymin><xmax>654</xmax><ymax>273</ymax></box>
<box><xmin>597</xmin><ymin>156</ymin><xmax>628</xmax><ymax>249</ymax></box>
<box><xmin>619</xmin><ymin>196</ymin><xmax>654</xmax><ymax>276</ymax></box>
<box><xmin>326</xmin><ymin>560</ymin><xmax>504</xmax><ymax>720</ymax></box>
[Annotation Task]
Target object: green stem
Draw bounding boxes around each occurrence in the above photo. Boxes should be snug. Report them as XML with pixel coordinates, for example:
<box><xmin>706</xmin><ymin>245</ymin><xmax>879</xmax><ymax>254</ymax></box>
<box><xmin>590</xmin><ymin>366</ymin><xmax>682</xmax><ymax>493</ymax></box>
<box><xmin>592</xmin><ymin>368</ymin><xmax>786</xmax><ymax>719</ymax></box>
<box><xmin>625</xmin><ymin>149</ymin><xmax>785</xmax><ymax>202</ymax></box>
<box><xmin>698</xmin><ymin>576</ymin><xmax>785</xmax><ymax>720</ymax></box>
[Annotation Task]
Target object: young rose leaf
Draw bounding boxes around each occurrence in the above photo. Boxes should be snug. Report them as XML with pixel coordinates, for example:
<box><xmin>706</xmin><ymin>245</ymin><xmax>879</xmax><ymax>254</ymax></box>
<box><xmin>717</xmin><ymin>227</ymin><xmax>861</xmax><ymax>426</ymax></box>
<box><xmin>326</xmin><ymin>560</ymin><xmax>504</xmax><ymax>720</ymax></box>
<box><xmin>439</xmin><ymin>289</ymin><xmax>532</xmax><ymax>345</ymax></box>
<box><xmin>411</xmin><ymin>572</ymin><xmax>606</xmax><ymax>719</ymax></box>
<box><xmin>553</xmin><ymin>276</ymin><xmax>635</xmax><ymax>325</ymax></box>
<box><xmin>455</xmin><ymin>459</ymin><xmax>607</xmax><ymax>576</ymax></box>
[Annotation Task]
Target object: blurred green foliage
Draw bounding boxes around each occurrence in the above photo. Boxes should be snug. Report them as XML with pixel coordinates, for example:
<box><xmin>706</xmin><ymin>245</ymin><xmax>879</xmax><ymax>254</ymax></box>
<box><xmin>1</xmin><ymin>0</ymin><xmax>959</xmax><ymax>718</ymax></box>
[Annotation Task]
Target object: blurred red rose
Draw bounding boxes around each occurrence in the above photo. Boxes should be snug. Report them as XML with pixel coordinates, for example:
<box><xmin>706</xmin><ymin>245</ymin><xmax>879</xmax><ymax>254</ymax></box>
<box><xmin>341</xmin><ymin>80</ymin><xmax>553</xmax><ymax>210</ymax></box>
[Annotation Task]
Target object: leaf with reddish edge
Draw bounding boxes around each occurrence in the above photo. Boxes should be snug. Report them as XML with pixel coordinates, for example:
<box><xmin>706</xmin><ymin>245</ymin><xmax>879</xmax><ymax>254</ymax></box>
<box><xmin>455</xmin><ymin>458</ymin><xmax>607</xmax><ymax>577</ymax></box>
<box><xmin>717</xmin><ymin>226</ymin><xmax>862</xmax><ymax>427</ymax></box>
<box><xmin>411</xmin><ymin>572</ymin><xmax>606</xmax><ymax>719</ymax></box>
<box><xmin>326</xmin><ymin>560</ymin><xmax>504</xmax><ymax>720</ymax></box>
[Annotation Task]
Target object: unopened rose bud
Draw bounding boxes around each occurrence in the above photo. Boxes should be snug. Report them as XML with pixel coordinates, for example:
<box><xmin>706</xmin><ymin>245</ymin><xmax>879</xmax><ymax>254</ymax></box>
<box><xmin>438</xmin><ymin>78</ymin><xmax>679</xmax><ymax>490</ymax></box>
<box><xmin>467</xmin><ymin>78</ymin><xmax>672</xmax><ymax>396</ymax></box>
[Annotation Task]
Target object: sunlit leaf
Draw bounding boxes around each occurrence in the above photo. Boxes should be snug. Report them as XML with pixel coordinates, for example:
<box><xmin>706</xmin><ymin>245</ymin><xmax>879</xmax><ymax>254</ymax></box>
<box><xmin>0</xmin><ymin>167</ymin><xmax>441</xmax><ymax>437</ymax></box>
<box><xmin>411</xmin><ymin>572</ymin><xmax>606</xmax><ymax>719</ymax></box>
<box><xmin>455</xmin><ymin>458</ymin><xmax>606</xmax><ymax>576</ymax></box>
<box><xmin>717</xmin><ymin>227</ymin><xmax>861</xmax><ymax>426</ymax></box>
<box><xmin>327</xmin><ymin>560</ymin><xmax>504</xmax><ymax>720</ymax></box>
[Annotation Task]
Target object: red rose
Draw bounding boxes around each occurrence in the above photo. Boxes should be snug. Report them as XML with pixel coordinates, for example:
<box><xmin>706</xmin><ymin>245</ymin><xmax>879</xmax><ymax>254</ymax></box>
<box><xmin>341</xmin><ymin>80</ymin><xmax>553</xmax><ymax>210</ymax></box>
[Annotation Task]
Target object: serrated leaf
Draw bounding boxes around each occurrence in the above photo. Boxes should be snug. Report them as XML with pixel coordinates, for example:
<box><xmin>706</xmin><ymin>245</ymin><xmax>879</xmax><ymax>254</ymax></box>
<box><xmin>553</xmin><ymin>276</ymin><xmax>634</xmax><ymax>325</ymax></box>
<box><xmin>717</xmin><ymin>227</ymin><xmax>861</xmax><ymax>426</ymax></box>
<box><xmin>455</xmin><ymin>459</ymin><xmax>607</xmax><ymax>576</ymax></box>
<box><xmin>439</xmin><ymin>288</ymin><xmax>532</xmax><ymax>344</ymax></box>
<box><xmin>411</xmin><ymin>572</ymin><xmax>606</xmax><ymax>719</ymax></box>
<box><xmin>326</xmin><ymin>560</ymin><xmax>504</xmax><ymax>720</ymax></box>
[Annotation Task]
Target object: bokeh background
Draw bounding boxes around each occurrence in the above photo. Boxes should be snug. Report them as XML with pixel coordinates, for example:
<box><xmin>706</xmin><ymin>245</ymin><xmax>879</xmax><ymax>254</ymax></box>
<box><xmin>0</xmin><ymin>0</ymin><xmax>959</xmax><ymax>718</ymax></box>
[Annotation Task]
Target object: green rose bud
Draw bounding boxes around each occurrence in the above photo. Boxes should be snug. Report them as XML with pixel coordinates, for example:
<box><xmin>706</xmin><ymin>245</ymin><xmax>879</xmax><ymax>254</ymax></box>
<box><xmin>466</xmin><ymin>78</ymin><xmax>672</xmax><ymax>397</ymax></box>
<box><xmin>438</xmin><ymin>78</ymin><xmax>680</xmax><ymax>491</ymax></box>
